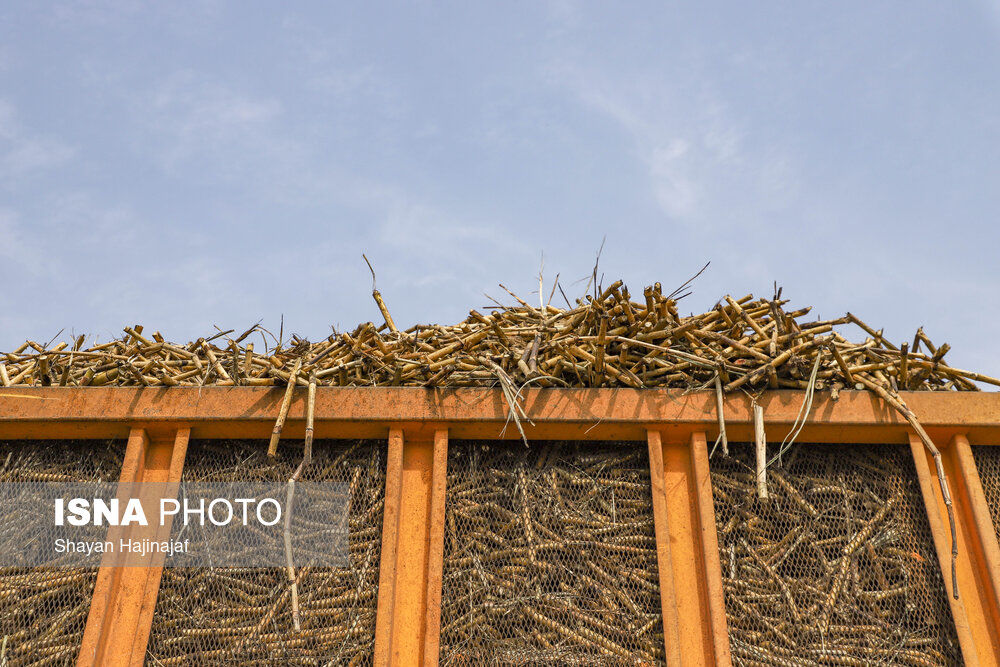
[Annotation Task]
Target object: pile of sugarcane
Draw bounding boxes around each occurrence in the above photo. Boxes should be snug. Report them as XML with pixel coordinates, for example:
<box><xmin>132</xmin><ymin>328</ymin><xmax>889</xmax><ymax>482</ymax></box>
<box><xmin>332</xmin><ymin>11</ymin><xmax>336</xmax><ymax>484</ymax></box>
<box><xmin>439</xmin><ymin>442</ymin><xmax>663</xmax><ymax>666</ymax></box>
<box><xmin>0</xmin><ymin>440</ymin><xmax>124</xmax><ymax>667</ymax></box>
<box><xmin>2</xmin><ymin>276</ymin><xmax>989</xmax><ymax>652</ymax></box>
<box><xmin>145</xmin><ymin>439</ymin><xmax>384</xmax><ymax>666</ymax></box>
<box><xmin>3</xmin><ymin>281</ymin><xmax>998</xmax><ymax>393</ymax></box>
<box><xmin>712</xmin><ymin>443</ymin><xmax>962</xmax><ymax>666</ymax></box>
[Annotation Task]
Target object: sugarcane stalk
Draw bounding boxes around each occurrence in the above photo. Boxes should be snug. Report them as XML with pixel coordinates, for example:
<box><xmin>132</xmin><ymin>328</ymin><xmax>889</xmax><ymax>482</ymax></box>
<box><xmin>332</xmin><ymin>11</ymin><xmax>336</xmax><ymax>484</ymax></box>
<box><xmin>854</xmin><ymin>373</ymin><xmax>959</xmax><ymax>600</ymax></box>
<box><xmin>714</xmin><ymin>373</ymin><xmax>728</xmax><ymax>457</ymax></box>
<box><xmin>754</xmin><ymin>403</ymin><xmax>768</xmax><ymax>501</ymax></box>
<box><xmin>268</xmin><ymin>357</ymin><xmax>302</xmax><ymax>458</ymax></box>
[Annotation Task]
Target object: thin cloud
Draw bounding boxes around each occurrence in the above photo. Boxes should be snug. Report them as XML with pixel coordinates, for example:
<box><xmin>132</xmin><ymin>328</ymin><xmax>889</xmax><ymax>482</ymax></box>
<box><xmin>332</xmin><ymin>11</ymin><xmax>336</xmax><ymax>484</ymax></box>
<box><xmin>138</xmin><ymin>73</ymin><xmax>283</xmax><ymax>170</ymax></box>
<box><xmin>0</xmin><ymin>99</ymin><xmax>76</xmax><ymax>182</ymax></box>
<box><xmin>0</xmin><ymin>208</ymin><xmax>40</xmax><ymax>276</ymax></box>
<box><xmin>548</xmin><ymin>62</ymin><xmax>801</xmax><ymax>228</ymax></box>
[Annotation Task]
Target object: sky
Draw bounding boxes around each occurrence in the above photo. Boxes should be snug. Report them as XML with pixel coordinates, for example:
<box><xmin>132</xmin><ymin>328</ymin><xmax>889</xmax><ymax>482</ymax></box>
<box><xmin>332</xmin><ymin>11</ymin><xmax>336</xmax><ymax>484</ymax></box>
<box><xmin>2</xmin><ymin>2</ymin><xmax>999</xmax><ymax>379</ymax></box>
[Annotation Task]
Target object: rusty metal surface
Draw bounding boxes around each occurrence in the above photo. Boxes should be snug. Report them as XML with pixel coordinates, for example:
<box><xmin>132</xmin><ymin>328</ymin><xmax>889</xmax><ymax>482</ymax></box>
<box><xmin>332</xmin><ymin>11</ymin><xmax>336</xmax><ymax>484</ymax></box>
<box><xmin>911</xmin><ymin>434</ymin><xmax>1000</xmax><ymax>665</ymax></box>
<box><xmin>647</xmin><ymin>431</ymin><xmax>731</xmax><ymax>667</ymax></box>
<box><xmin>1</xmin><ymin>388</ymin><xmax>1000</xmax><ymax>665</ymax></box>
<box><xmin>2</xmin><ymin>387</ymin><xmax>1000</xmax><ymax>444</ymax></box>
<box><xmin>78</xmin><ymin>427</ymin><xmax>189</xmax><ymax>667</ymax></box>
<box><xmin>374</xmin><ymin>428</ymin><xmax>448</xmax><ymax>667</ymax></box>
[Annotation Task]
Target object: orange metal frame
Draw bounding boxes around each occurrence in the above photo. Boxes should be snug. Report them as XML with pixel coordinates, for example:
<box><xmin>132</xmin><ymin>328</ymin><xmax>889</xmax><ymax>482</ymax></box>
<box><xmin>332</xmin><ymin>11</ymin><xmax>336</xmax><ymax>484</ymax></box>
<box><xmin>77</xmin><ymin>427</ymin><xmax>189</xmax><ymax>667</ymax></box>
<box><xmin>1</xmin><ymin>387</ymin><xmax>999</xmax><ymax>666</ymax></box>
<box><xmin>374</xmin><ymin>427</ymin><xmax>448</xmax><ymax>667</ymax></box>
<box><xmin>910</xmin><ymin>433</ymin><xmax>1000</xmax><ymax>665</ymax></box>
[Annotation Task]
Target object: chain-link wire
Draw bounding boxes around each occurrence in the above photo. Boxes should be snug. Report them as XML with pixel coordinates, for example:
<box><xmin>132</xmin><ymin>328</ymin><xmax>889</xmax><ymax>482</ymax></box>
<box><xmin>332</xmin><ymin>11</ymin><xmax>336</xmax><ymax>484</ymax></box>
<box><xmin>0</xmin><ymin>439</ymin><xmax>125</xmax><ymax>667</ymax></box>
<box><xmin>971</xmin><ymin>446</ymin><xmax>1000</xmax><ymax>541</ymax></box>
<box><xmin>710</xmin><ymin>443</ymin><xmax>962</xmax><ymax>666</ymax></box>
<box><xmin>145</xmin><ymin>439</ymin><xmax>385</xmax><ymax>666</ymax></box>
<box><xmin>439</xmin><ymin>441</ymin><xmax>664</xmax><ymax>666</ymax></box>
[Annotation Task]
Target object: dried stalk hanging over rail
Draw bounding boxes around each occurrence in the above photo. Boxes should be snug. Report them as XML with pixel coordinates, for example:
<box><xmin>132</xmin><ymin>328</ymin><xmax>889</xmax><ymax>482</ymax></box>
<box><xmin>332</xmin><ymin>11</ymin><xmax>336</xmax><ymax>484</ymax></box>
<box><xmin>283</xmin><ymin>475</ymin><xmax>302</xmax><ymax>632</ymax></box>
<box><xmin>754</xmin><ymin>403</ymin><xmax>768</xmax><ymax>501</ymax></box>
<box><xmin>268</xmin><ymin>357</ymin><xmax>302</xmax><ymax>458</ymax></box>
<box><xmin>855</xmin><ymin>373</ymin><xmax>960</xmax><ymax>599</ymax></box>
<box><xmin>282</xmin><ymin>373</ymin><xmax>318</xmax><ymax>632</ymax></box>
<box><xmin>712</xmin><ymin>373</ymin><xmax>728</xmax><ymax>457</ymax></box>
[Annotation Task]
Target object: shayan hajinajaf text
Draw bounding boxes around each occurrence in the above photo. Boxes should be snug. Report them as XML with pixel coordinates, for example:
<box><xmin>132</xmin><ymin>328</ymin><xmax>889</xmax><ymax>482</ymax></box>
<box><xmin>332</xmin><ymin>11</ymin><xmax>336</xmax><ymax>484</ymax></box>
<box><xmin>54</xmin><ymin>538</ymin><xmax>190</xmax><ymax>557</ymax></box>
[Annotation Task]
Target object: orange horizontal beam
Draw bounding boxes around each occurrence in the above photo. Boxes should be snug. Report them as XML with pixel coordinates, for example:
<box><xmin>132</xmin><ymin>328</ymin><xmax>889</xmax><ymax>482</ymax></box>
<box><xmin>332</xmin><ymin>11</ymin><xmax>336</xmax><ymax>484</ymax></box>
<box><xmin>1</xmin><ymin>387</ymin><xmax>999</xmax><ymax>443</ymax></box>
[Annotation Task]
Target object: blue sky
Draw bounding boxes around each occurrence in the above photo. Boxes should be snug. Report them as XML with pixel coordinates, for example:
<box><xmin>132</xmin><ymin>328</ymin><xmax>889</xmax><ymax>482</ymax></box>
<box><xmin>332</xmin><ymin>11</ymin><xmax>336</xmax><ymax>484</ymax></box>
<box><xmin>2</xmin><ymin>2</ymin><xmax>999</xmax><ymax>378</ymax></box>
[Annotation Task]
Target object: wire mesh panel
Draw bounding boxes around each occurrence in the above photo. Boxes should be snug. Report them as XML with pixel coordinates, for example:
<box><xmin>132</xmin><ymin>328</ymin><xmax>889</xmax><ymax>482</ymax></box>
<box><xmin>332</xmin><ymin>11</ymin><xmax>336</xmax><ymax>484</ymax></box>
<box><xmin>710</xmin><ymin>443</ymin><xmax>962</xmax><ymax>666</ymax></box>
<box><xmin>971</xmin><ymin>445</ymin><xmax>1000</xmax><ymax>539</ymax></box>
<box><xmin>144</xmin><ymin>439</ymin><xmax>385</xmax><ymax>666</ymax></box>
<box><xmin>0</xmin><ymin>439</ymin><xmax>125</xmax><ymax>667</ymax></box>
<box><xmin>439</xmin><ymin>441</ymin><xmax>664</xmax><ymax>666</ymax></box>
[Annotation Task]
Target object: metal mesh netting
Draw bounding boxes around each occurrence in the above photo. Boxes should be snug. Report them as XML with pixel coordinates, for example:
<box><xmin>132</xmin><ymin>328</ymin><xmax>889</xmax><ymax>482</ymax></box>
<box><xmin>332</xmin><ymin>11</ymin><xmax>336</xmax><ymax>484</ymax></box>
<box><xmin>144</xmin><ymin>439</ymin><xmax>385</xmax><ymax>666</ymax></box>
<box><xmin>971</xmin><ymin>446</ymin><xmax>1000</xmax><ymax>539</ymax></box>
<box><xmin>710</xmin><ymin>443</ymin><xmax>961</xmax><ymax>666</ymax></box>
<box><xmin>0</xmin><ymin>439</ymin><xmax>125</xmax><ymax>667</ymax></box>
<box><xmin>438</xmin><ymin>441</ymin><xmax>664</xmax><ymax>666</ymax></box>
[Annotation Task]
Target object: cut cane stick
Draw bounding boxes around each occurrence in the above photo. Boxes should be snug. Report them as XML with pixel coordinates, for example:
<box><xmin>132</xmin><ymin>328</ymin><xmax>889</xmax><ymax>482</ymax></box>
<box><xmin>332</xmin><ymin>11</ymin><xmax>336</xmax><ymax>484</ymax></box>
<box><xmin>305</xmin><ymin>377</ymin><xmax>316</xmax><ymax>464</ymax></box>
<box><xmin>714</xmin><ymin>373</ymin><xmax>728</xmax><ymax>457</ymax></box>
<box><xmin>828</xmin><ymin>342</ymin><xmax>855</xmax><ymax>386</ymax></box>
<box><xmin>268</xmin><ymin>357</ymin><xmax>302</xmax><ymax>458</ymax></box>
<box><xmin>899</xmin><ymin>342</ymin><xmax>909</xmax><ymax>389</ymax></box>
<box><xmin>754</xmin><ymin>403</ymin><xmax>767</xmax><ymax>501</ymax></box>
<box><xmin>284</xmin><ymin>477</ymin><xmax>301</xmax><ymax>632</ymax></box>
<box><xmin>363</xmin><ymin>253</ymin><xmax>397</xmax><ymax>333</ymax></box>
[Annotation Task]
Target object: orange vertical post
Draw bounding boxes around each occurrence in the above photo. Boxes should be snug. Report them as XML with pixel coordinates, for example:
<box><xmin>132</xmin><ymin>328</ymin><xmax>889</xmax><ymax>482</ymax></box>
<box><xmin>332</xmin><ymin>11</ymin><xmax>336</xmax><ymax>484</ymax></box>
<box><xmin>77</xmin><ymin>426</ymin><xmax>189</xmax><ymax>667</ymax></box>
<box><xmin>374</xmin><ymin>427</ymin><xmax>449</xmax><ymax>667</ymax></box>
<box><xmin>909</xmin><ymin>433</ymin><xmax>1000</xmax><ymax>666</ymax></box>
<box><xmin>647</xmin><ymin>430</ymin><xmax>732</xmax><ymax>667</ymax></box>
